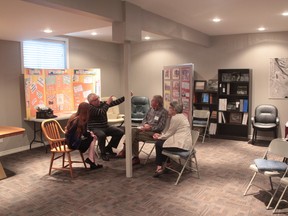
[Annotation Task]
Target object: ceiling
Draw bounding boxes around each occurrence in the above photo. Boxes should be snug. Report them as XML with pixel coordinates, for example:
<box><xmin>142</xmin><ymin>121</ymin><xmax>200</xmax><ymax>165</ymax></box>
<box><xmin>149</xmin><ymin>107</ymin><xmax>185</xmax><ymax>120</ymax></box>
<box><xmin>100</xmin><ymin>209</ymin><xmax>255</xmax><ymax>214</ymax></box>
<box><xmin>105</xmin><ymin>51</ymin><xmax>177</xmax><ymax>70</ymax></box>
<box><xmin>1</xmin><ymin>0</ymin><xmax>288</xmax><ymax>43</ymax></box>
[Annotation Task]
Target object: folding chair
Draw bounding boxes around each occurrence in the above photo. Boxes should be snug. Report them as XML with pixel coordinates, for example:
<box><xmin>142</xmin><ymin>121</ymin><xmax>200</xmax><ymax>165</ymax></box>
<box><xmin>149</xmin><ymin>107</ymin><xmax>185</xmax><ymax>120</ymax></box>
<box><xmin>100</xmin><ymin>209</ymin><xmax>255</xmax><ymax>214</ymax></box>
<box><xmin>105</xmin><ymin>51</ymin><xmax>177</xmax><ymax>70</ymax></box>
<box><xmin>138</xmin><ymin>140</ymin><xmax>156</xmax><ymax>165</ymax></box>
<box><xmin>192</xmin><ymin>110</ymin><xmax>210</xmax><ymax>143</ymax></box>
<box><xmin>266</xmin><ymin>170</ymin><xmax>288</xmax><ymax>213</ymax></box>
<box><xmin>243</xmin><ymin>138</ymin><xmax>288</xmax><ymax>208</ymax></box>
<box><xmin>162</xmin><ymin>130</ymin><xmax>200</xmax><ymax>185</ymax></box>
<box><xmin>41</xmin><ymin>119</ymin><xmax>87</xmax><ymax>178</ymax></box>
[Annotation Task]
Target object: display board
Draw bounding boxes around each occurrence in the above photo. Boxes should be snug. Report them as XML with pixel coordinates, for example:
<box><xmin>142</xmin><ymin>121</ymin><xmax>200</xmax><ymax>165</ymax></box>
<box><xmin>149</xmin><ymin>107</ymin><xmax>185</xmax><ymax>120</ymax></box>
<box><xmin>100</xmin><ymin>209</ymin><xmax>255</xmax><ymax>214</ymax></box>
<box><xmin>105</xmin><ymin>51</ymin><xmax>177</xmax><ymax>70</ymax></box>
<box><xmin>162</xmin><ymin>63</ymin><xmax>194</xmax><ymax>123</ymax></box>
<box><xmin>24</xmin><ymin>68</ymin><xmax>101</xmax><ymax>119</ymax></box>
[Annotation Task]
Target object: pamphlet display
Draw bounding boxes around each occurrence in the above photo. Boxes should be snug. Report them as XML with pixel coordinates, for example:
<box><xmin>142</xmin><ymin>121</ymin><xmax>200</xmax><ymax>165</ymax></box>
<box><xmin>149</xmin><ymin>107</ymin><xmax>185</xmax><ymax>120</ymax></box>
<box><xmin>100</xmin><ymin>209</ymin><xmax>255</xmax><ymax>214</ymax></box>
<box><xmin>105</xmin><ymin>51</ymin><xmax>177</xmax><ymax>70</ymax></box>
<box><xmin>24</xmin><ymin>68</ymin><xmax>101</xmax><ymax>119</ymax></box>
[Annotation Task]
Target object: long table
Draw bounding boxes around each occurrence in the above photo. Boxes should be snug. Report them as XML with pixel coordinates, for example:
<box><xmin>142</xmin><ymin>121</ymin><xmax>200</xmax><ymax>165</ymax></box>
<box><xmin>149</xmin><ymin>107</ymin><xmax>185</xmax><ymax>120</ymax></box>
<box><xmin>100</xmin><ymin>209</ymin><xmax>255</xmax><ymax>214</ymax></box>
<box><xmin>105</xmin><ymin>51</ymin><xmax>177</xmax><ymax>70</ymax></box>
<box><xmin>24</xmin><ymin>113</ymin><xmax>73</xmax><ymax>152</ymax></box>
<box><xmin>0</xmin><ymin>126</ymin><xmax>25</xmax><ymax>180</ymax></box>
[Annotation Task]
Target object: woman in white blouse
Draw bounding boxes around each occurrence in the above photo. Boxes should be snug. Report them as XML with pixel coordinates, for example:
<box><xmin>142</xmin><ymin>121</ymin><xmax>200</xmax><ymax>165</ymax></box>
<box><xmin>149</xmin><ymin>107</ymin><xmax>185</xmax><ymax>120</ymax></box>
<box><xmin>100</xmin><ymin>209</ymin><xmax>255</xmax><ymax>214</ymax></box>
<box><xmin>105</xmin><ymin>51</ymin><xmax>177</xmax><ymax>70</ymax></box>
<box><xmin>152</xmin><ymin>101</ymin><xmax>192</xmax><ymax>177</ymax></box>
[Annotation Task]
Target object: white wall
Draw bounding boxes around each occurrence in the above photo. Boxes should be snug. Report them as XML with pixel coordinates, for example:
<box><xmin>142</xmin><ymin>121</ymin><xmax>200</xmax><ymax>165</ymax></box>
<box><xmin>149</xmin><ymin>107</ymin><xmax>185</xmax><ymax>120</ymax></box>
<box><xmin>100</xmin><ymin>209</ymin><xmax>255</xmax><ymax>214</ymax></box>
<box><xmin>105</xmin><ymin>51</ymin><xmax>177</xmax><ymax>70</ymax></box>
<box><xmin>130</xmin><ymin>32</ymin><xmax>288</xmax><ymax>137</ymax></box>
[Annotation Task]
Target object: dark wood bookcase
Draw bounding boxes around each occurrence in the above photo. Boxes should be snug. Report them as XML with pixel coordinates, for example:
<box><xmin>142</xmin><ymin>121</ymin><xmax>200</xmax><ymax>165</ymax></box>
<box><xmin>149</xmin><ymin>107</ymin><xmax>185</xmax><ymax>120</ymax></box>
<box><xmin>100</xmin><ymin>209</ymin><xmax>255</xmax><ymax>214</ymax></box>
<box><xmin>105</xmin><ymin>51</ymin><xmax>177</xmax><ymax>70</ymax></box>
<box><xmin>217</xmin><ymin>69</ymin><xmax>252</xmax><ymax>140</ymax></box>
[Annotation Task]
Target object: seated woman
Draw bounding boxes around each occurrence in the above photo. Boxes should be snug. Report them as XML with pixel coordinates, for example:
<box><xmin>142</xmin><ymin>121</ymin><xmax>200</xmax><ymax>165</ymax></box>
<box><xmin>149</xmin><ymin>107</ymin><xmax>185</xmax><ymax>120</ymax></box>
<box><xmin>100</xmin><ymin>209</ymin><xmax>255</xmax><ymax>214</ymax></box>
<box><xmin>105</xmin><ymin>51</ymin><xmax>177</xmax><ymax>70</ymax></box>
<box><xmin>152</xmin><ymin>101</ymin><xmax>192</xmax><ymax>177</ymax></box>
<box><xmin>65</xmin><ymin>102</ymin><xmax>103</xmax><ymax>170</ymax></box>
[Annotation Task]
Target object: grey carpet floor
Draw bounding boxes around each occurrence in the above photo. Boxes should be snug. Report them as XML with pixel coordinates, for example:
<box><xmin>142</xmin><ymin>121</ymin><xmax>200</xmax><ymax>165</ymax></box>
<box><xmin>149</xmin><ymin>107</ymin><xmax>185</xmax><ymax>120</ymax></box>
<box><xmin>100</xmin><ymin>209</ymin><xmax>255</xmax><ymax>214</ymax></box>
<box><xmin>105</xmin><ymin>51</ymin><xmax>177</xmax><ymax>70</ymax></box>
<box><xmin>0</xmin><ymin>138</ymin><xmax>288</xmax><ymax>216</ymax></box>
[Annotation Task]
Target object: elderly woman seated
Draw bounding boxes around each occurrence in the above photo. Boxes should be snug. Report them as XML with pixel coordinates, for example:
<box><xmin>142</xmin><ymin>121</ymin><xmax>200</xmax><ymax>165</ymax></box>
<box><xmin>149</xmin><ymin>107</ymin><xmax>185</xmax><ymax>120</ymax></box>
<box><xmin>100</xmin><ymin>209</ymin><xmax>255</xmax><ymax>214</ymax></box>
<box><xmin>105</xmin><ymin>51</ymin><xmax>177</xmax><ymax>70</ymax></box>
<box><xmin>152</xmin><ymin>101</ymin><xmax>192</xmax><ymax>177</ymax></box>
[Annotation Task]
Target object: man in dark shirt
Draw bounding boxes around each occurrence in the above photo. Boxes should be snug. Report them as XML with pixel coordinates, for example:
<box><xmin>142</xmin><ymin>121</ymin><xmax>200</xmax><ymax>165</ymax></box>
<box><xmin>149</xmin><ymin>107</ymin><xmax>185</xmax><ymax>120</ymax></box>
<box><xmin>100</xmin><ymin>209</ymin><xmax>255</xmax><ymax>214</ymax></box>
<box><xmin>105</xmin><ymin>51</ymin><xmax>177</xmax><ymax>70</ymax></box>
<box><xmin>87</xmin><ymin>93</ymin><xmax>124</xmax><ymax>161</ymax></box>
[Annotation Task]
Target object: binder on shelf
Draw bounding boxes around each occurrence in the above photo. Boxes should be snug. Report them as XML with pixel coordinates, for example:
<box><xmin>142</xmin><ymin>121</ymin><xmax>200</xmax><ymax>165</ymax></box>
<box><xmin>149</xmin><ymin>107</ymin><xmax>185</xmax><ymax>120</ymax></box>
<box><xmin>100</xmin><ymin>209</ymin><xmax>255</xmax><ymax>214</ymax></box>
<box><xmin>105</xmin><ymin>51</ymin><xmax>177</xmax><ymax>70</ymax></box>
<box><xmin>226</xmin><ymin>83</ymin><xmax>230</xmax><ymax>95</ymax></box>
<box><xmin>242</xmin><ymin>113</ymin><xmax>248</xmax><ymax>125</ymax></box>
<box><xmin>239</xmin><ymin>99</ymin><xmax>244</xmax><ymax>112</ymax></box>
<box><xmin>202</xmin><ymin>93</ymin><xmax>209</xmax><ymax>103</ymax></box>
<box><xmin>243</xmin><ymin>99</ymin><xmax>248</xmax><ymax>112</ymax></box>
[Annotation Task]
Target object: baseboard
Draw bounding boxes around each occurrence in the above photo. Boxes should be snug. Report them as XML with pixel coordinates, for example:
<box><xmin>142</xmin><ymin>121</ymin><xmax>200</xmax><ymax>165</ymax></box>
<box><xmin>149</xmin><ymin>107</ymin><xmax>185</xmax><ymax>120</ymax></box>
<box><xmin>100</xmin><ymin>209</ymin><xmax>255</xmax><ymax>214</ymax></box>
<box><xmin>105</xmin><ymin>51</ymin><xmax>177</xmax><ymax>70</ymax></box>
<box><xmin>0</xmin><ymin>143</ymin><xmax>44</xmax><ymax>157</ymax></box>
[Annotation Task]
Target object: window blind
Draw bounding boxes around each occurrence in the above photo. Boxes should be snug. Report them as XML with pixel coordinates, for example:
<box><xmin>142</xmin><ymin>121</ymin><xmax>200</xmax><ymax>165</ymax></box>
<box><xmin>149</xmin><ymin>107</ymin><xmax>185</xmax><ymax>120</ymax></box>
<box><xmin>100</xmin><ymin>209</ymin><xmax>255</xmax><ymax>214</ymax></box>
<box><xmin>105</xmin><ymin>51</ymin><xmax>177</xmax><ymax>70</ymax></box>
<box><xmin>23</xmin><ymin>39</ymin><xmax>67</xmax><ymax>69</ymax></box>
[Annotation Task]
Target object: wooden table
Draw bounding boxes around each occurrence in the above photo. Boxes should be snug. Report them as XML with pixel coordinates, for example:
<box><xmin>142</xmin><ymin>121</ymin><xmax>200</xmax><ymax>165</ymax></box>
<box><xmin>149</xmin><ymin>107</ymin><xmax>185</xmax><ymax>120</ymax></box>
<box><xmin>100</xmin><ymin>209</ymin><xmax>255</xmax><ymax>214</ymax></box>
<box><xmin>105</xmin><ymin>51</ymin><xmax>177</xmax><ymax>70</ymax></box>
<box><xmin>0</xmin><ymin>126</ymin><xmax>25</xmax><ymax>180</ymax></box>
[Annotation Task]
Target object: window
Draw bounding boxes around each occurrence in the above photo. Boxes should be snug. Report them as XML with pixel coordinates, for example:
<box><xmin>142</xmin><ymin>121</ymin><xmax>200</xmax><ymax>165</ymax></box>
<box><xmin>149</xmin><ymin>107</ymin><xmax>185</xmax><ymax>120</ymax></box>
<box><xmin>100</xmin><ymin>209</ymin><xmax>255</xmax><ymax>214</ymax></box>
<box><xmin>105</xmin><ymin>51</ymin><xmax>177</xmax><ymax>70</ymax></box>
<box><xmin>22</xmin><ymin>38</ymin><xmax>68</xmax><ymax>69</ymax></box>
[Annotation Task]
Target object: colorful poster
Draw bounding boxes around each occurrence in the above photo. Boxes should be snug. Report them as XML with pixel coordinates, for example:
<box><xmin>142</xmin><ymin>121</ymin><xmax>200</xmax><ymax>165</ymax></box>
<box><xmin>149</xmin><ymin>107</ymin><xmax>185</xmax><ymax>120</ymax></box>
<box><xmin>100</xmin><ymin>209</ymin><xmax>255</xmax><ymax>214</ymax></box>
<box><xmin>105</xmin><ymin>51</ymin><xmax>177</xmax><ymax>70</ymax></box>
<box><xmin>24</xmin><ymin>68</ymin><xmax>101</xmax><ymax>119</ymax></box>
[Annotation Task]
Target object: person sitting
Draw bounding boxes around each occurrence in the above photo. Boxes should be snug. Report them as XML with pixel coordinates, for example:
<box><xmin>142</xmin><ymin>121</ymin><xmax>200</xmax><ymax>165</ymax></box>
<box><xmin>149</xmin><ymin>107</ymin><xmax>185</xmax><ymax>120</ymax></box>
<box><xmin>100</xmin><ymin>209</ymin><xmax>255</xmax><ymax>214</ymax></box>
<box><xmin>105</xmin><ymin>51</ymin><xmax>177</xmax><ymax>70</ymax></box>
<box><xmin>87</xmin><ymin>93</ymin><xmax>125</xmax><ymax>161</ymax></box>
<box><xmin>65</xmin><ymin>102</ymin><xmax>103</xmax><ymax>170</ymax></box>
<box><xmin>152</xmin><ymin>101</ymin><xmax>192</xmax><ymax>177</ymax></box>
<box><xmin>117</xmin><ymin>95</ymin><xmax>168</xmax><ymax>165</ymax></box>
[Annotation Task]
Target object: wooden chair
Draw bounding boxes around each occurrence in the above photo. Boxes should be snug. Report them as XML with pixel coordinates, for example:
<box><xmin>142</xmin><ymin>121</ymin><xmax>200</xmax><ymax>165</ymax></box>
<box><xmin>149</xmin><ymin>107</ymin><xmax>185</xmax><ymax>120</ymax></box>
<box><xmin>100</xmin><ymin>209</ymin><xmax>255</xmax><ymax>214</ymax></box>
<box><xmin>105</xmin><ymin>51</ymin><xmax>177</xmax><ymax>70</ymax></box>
<box><xmin>41</xmin><ymin>119</ymin><xmax>87</xmax><ymax>178</ymax></box>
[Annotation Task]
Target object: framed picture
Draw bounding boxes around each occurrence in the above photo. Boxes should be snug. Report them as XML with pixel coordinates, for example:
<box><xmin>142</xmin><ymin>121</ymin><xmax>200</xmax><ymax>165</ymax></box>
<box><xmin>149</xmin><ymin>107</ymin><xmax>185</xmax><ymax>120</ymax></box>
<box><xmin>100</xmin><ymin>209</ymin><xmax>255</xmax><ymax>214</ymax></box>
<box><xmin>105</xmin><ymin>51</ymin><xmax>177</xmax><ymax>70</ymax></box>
<box><xmin>194</xmin><ymin>80</ymin><xmax>206</xmax><ymax>91</ymax></box>
<box><xmin>229</xmin><ymin>112</ymin><xmax>242</xmax><ymax>124</ymax></box>
<box><xmin>207</xmin><ymin>79</ymin><xmax>218</xmax><ymax>92</ymax></box>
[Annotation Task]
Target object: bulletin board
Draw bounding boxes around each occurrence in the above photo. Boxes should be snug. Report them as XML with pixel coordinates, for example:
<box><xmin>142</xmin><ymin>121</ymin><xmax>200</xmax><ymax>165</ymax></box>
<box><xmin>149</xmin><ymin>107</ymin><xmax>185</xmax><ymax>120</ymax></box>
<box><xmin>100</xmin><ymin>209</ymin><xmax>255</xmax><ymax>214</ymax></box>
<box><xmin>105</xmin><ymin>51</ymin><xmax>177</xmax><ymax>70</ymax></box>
<box><xmin>24</xmin><ymin>68</ymin><xmax>101</xmax><ymax>119</ymax></box>
<box><xmin>73</xmin><ymin>69</ymin><xmax>101</xmax><ymax>110</ymax></box>
<box><xmin>162</xmin><ymin>63</ymin><xmax>194</xmax><ymax>124</ymax></box>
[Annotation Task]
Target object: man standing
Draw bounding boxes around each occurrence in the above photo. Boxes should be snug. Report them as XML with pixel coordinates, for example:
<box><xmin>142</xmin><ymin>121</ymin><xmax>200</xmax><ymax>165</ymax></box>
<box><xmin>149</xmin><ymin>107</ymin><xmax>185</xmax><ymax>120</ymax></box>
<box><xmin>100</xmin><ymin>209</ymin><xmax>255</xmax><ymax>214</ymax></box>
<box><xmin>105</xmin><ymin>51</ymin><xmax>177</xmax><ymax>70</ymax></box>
<box><xmin>87</xmin><ymin>93</ymin><xmax>124</xmax><ymax>161</ymax></box>
<box><xmin>118</xmin><ymin>95</ymin><xmax>168</xmax><ymax>165</ymax></box>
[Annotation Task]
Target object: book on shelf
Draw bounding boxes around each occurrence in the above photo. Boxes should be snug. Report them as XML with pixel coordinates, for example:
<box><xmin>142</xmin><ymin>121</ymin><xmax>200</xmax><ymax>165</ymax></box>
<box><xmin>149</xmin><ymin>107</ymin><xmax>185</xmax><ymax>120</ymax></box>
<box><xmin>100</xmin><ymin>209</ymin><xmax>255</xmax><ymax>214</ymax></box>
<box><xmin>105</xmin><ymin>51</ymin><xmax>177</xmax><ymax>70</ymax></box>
<box><xmin>221</xmin><ymin>112</ymin><xmax>226</xmax><ymax>123</ymax></box>
<box><xmin>218</xmin><ymin>98</ymin><xmax>227</xmax><ymax>111</ymax></box>
<box><xmin>243</xmin><ymin>99</ymin><xmax>248</xmax><ymax>112</ymax></box>
<box><xmin>239</xmin><ymin>99</ymin><xmax>244</xmax><ymax>112</ymax></box>
<box><xmin>210</xmin><ymin>111</ymin><xmax>217</xmax><ymax>119</ymax></box>
<box><xmin>209</xmin><ymin>123</ymin><xmax>217</xmax><ymax>135</ymax></box>
<box><xmin>218</xmin><ymin>112</ymin><xmax>222</xmax><ymax>123</ymax></box>
<box><xmin>202</xmin><ymin>93</ymin><xmax>209</xmax><ymax>103</ymax></box>
<box><xmin>226</xmin><ymin>83</ymin><xmax>230</xmax><ymax>95</ymax></box>
<box><xmin>242</xmin><ymin>112</ymin><xmax>248</xmax><ymax>125</ymax></box>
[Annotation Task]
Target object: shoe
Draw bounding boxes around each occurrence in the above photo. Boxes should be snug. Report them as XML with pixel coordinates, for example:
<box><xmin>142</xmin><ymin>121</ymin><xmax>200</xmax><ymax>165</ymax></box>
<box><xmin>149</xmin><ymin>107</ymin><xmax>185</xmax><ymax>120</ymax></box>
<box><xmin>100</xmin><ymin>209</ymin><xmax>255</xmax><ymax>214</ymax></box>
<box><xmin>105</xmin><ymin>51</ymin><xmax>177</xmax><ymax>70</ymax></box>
<box><xmin>90</xmin><ymin>163</ymin><xmax>103</xmax><ymax>170</ymax></box>
<box><xmin>101</xmin><ymin>154</ymin><xmax>110</xmax><ymax>161</ymax></box>
<box><xmin>153</xmin><ymin>168</ymin><xmax>164</xmax><ymax>178</ymax></box>
<box><xmin>116</xmin><ymin>149</ymin><xmax>126</xmax><ymax>158</ymax></box>
<box><xmin>85</xmin><ymin>158</ymin><xmax>93</xmax><ymax>165</ymax></box>
<box><xmin>132</xmin><ymin>157</ymin><xmax>140</xmax><ymax>166</ymax></box>
<box><xmin>105</xmin><ymin>146</ymin><xmax>117</xmax><ymax>156</ymax></box>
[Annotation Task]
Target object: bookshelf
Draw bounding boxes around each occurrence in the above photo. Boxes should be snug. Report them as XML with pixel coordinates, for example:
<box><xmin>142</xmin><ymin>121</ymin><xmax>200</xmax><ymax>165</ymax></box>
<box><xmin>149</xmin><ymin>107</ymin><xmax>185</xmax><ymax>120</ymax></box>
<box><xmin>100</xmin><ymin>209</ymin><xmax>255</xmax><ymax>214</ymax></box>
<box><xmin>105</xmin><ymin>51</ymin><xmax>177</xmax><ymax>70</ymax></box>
<box><xmin>217</xmin><ymin>69</ymin><xmax>252</xmax><ymax>140</ymax></box>
<box><xmin>193</xmin><ymin>80</ymin><xmax>218</xmax><ymax>135</ymax></box>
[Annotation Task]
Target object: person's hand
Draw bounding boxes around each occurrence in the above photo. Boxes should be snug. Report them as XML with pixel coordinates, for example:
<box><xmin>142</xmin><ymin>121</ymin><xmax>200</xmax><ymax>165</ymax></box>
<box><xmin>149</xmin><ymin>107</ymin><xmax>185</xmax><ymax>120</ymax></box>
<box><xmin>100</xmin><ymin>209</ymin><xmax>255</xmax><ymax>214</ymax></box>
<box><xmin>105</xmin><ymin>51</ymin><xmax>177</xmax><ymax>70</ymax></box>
<box><xmin>106</xmin><ymin>95</ymin><xmax>114</xmax><ymax>105</ymax></box>
<box><xmin>153</xmin><ymin>133</ymin><xmax>160</xmax><ymax>139</ymax></box>
<box><xmin>143</xmin><ymin>124</ymin><xmax>151</xmax><ymax>131</ymax></box>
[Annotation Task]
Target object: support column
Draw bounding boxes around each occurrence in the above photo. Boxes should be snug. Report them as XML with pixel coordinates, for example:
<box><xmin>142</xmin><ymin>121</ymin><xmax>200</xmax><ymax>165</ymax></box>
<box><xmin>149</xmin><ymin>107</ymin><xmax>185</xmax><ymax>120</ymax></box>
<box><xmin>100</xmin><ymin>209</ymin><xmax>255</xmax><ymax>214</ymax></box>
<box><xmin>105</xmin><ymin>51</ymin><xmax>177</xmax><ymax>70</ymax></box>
<box><xmin>123</xmin><ymin>41</ymin><xmax>132</xmax><ymax>177</ymax></box>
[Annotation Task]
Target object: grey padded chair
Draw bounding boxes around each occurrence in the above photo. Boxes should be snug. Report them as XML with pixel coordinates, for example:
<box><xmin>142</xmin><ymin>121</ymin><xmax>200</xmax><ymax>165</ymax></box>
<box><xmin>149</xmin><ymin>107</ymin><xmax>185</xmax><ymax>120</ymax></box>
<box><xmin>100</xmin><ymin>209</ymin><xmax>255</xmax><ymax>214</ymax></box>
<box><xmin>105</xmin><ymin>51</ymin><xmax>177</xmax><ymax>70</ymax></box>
<box><xmin>251</xmin><ymin>104</ymin><xmax>279</xmax><ymax>144</ymax></box>
<box><xmin>131</xmin><ymin>96</ymin><xmax>150</xmax><ymax>124</ymax></box>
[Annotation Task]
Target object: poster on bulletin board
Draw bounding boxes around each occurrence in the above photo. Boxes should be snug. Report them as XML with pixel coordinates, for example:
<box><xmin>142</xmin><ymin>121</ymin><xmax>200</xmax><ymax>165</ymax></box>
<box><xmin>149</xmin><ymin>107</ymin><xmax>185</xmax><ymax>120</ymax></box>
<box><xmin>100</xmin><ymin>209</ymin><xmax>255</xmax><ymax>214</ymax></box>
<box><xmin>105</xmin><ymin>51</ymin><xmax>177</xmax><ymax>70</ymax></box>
<box><xmin>24</xmin><ymin>68</ymin><xmax>101</xmax><ymax>119</ymax></box>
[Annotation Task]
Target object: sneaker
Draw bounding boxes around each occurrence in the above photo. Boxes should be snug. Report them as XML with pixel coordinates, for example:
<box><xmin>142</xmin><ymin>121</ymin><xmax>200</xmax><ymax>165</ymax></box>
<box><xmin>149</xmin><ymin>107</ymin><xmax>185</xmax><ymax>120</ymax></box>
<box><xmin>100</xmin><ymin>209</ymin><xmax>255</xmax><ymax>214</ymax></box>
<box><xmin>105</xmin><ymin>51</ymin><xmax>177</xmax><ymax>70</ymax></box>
<box><xmin>132</xmin><ymin>157</ymin><xmax>140</xmax><ymax>165</ymax></box>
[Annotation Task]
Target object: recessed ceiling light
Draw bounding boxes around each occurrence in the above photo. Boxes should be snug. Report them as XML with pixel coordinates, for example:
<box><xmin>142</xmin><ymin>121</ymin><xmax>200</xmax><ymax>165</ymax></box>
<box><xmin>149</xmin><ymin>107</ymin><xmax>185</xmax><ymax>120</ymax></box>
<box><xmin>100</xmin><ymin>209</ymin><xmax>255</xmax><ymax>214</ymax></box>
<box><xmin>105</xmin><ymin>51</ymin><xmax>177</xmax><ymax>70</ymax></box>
<box><xmin>43</xmin><ymin>28</ymin><xmax>53</xmax><ymax>33</ymax></box>
<box><xmin>212</xmin><ymin>17</ymin><xmax>221</xmax><ymax>23</ymax></box>
<box><xmin>282</xmin><ymin>12</ymin><xmax>288</xmax><ymax>16</ymax></box>
<box><xmin>144</xmin><ymin>36</ymin><xmax>151</xmax><ymax>40</ymax></box>
<box><xmin>258</xmin><ymin>27</ymin><xmax>266</xmax><ymax>31</ymax></box>
<box><xmin>91</xmin><ymin>32</ymin><xmax>98</xmax><ymax>36</ymax></box>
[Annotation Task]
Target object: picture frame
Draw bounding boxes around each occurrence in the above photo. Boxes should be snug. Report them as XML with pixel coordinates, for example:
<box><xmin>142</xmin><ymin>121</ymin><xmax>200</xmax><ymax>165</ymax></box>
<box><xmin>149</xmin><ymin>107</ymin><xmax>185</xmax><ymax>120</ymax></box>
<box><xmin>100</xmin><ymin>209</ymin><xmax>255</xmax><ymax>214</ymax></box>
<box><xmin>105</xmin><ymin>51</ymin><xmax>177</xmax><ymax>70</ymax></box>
<box><xmin>207</xmin><ymin>79</ymin><xmax>218</xmax><ymax>92</ymax></box>
<box><xmin>229</xmin><ymin>112</ymin><xmax>242</xmax><ymax>124</ymax></box>
<box><xmin>194</xmin><ymin>80</ymin><xmax>206</xmax><ymax>91</ymax></box>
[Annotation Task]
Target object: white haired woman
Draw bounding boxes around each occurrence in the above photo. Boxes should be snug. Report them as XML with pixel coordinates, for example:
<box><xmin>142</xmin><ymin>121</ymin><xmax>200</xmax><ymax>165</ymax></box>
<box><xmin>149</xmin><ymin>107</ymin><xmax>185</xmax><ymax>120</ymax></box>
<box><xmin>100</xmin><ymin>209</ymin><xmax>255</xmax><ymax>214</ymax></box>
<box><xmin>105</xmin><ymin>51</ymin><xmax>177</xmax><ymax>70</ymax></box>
<box><xmin>152</xmin><ymin>101</ymin><xmax>192</xmax><ymax>177</ymax></box>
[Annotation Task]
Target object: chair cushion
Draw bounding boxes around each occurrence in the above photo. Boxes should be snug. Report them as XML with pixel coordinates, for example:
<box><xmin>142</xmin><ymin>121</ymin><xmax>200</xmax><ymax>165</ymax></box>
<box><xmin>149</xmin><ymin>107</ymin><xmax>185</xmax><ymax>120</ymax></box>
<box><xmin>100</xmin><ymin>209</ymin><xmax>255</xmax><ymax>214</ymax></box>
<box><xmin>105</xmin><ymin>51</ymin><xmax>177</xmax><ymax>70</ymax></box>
<box><xmin>162</xmin><ymin>150</ymin><xmax>190</xmax><ymax>158</ymax></box>
<box><xmin>254</xmin><ymin>158</ymin><xmax>287</xmax><ymax>171</ymax></box>
<box><xmin>253</xmin><ymin>122</ymin><xmax>277</xmax><ymax>129</ymax></box>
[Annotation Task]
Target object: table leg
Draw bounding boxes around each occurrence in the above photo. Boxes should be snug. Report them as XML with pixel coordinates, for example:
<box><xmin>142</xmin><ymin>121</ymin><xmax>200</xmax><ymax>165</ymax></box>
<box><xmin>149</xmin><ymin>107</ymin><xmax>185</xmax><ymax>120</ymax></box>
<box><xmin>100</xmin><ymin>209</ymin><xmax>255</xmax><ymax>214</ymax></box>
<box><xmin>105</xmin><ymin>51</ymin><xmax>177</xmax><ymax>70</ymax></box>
<box><xmin>0</xmin><ymin>162</ymin><xmax>7</xmax><ymax>180</ymax></box>
<box><xmin>29</xmin><ymin>122</ymin><xmax>47</xmax><ymax>153</ymax></box>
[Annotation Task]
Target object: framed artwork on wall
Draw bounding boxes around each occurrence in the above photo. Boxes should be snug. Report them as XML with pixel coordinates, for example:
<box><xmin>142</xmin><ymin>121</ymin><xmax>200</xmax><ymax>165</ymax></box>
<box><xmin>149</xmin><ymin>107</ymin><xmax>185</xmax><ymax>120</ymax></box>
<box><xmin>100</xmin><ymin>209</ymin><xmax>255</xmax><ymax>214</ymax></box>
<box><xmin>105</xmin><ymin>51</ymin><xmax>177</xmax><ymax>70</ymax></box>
<box><xmin>194</xmin><ymin>80</ymin><xmax>206</xmax><ymax>91</ymax></box>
